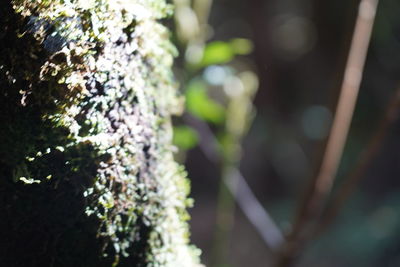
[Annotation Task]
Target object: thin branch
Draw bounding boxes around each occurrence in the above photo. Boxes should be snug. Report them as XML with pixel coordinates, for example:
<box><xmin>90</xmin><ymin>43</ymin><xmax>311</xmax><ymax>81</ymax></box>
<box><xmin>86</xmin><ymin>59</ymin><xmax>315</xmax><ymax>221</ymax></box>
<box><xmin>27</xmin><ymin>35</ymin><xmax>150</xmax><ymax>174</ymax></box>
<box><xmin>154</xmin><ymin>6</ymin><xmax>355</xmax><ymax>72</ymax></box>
<box><xmin>276</xmin><ymin>0</ymin><xmax>380</xmax><ymax>266</ymax></box>
<box><xmin>184</xmin><ymin>114</ymin><xmax>285</xmax><ymax>252</ymax></box>
<box><xmin>315</xmin><ymin>87</ymin><xmax>400</xmax><ymax>237</ymax></box>
<box><xmin>224</xmin><ymin>166</ymin><xmax>285</xmax><ymax>250</ymax></box>
<box><xmin>185</xmin><ymin>114</ymin><xmax>221</xmax><ymax>164</ymax></box>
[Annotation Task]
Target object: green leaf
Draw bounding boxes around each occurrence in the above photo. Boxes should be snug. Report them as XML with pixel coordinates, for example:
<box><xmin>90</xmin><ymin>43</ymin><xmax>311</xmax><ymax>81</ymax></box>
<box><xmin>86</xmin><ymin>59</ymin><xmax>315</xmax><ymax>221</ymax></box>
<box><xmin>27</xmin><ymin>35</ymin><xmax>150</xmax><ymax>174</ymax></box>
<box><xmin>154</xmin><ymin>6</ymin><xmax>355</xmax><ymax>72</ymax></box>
<box><xmin>200</xmin><ymin>41</ymin><xmax>234</xmax><ymax>66</ymax></box>
<box><xmin>230</xmin><ymin>38</ymin><xmax>253</xmax><ymax>55</ymax></box>
<box><xmin>199</xmin><ymin>39</ymin><xmax>253</xmax><ymax>67</ymax></box>
<box><xmin>173</xmin><ymin>126</ymin><xmax>199</xmax><ymax>150</ymax></box>
<box><xmin>185</xmin><ymin>81</ymin><xmax>225</xmax><ymax>124</ymax></box>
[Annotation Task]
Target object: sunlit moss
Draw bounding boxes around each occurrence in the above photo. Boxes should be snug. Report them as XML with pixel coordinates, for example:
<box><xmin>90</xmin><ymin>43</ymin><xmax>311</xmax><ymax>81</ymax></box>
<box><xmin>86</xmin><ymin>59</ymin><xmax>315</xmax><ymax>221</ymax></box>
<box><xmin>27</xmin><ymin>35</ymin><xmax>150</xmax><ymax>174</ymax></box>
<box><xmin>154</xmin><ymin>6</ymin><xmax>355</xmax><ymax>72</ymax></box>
<box><xmin>0</xmin><ymin>0</ymin><xmax>201</xmax><ymax>266</ymax></box>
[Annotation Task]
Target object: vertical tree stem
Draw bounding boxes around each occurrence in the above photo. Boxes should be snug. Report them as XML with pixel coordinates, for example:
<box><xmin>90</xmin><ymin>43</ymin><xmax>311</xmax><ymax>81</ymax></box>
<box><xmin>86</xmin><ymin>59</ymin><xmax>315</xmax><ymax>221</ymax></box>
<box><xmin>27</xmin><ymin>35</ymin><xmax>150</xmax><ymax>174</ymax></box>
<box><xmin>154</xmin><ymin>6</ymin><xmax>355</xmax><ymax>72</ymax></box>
<box><xmin>316</xmin><ymin>87</ymin><xmax>400</xmax><ymax>237</ymax></box>
<box><xmin>276</xmin><ymin>0</ymin><xmax>380</xmax><ymax>266</ymax></box>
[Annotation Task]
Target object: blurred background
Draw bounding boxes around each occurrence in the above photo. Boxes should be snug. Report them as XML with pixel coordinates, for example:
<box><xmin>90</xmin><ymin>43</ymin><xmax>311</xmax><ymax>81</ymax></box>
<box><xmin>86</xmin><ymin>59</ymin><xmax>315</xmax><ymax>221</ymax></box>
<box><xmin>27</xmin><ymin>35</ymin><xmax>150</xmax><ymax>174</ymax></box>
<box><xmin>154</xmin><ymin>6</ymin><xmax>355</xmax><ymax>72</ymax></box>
<box><xmin>172</xmin><ymin>0</ymin><xmax>400</xmax><ymax>266</ymax></box>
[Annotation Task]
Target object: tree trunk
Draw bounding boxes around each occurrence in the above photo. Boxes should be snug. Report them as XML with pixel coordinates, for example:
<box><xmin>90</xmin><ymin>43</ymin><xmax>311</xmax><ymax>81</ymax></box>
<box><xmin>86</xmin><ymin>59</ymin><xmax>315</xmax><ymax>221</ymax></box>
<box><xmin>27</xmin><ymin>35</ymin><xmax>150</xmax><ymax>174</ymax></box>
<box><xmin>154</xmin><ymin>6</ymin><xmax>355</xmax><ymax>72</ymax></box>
<box><xmin>0</xmin><ymin>1</ymin><xmax>201</xmax><ymax>266</ymax></box>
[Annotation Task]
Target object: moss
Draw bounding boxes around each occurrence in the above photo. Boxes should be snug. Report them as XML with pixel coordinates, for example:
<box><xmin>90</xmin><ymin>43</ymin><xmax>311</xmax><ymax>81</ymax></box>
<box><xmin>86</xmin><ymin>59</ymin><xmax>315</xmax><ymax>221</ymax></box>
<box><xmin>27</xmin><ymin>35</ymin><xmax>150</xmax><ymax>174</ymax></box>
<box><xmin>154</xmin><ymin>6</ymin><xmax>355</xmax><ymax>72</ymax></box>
<box><xmin>0</xmin><ymin>0</ymin><xmax>201</xmax><ymax>266</ymax></box>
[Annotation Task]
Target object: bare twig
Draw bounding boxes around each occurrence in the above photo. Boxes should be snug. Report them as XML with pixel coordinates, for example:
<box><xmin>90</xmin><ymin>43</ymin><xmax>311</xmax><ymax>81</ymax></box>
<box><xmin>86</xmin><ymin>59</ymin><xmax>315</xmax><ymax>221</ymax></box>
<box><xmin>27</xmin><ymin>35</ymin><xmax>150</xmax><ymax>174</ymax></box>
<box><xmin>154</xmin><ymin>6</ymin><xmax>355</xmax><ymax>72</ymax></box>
<box><xmin>184</xmin><ymin>114</ymin><xmax>285</xmax><ymax>252</ymax></box>
<box><xmin>276</xmin><ymin>0</ymin><xmax>380</xmax><ymax>266</ymax></box>
<box><xmin>224</xmin><ymin>166</ymin><xmax>285</xmax><ymax>250</ymax></box>
<box><xmin>315</xmin><ymin>87</ymin><xmax>400</xmax><ymax>237</ymax></box>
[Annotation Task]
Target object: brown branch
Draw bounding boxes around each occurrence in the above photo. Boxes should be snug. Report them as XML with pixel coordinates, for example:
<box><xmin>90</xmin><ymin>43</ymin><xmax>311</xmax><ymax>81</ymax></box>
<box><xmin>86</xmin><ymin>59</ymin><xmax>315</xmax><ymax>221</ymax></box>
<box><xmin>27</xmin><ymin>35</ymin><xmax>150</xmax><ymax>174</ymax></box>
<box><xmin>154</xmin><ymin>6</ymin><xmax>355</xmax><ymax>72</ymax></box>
<box><xmin>275</xmin><ymin>0</ymin><xmax>380</xmax><ymax>266</ymax></box>
<box><xmin>315</xmin><ymin>87</ymin><xmax>400</xmax><ymax>237</ymax></box>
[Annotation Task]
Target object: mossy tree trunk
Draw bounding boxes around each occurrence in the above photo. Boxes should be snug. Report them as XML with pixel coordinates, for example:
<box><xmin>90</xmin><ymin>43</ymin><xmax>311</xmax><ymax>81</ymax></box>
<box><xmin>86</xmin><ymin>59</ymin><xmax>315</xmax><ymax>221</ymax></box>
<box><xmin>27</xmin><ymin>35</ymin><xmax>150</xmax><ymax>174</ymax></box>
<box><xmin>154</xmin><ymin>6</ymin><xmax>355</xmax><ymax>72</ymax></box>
<box><xmin>0</xmin><ymin>1</ymin><xmax>201</xmax><ymax>266</ymax></box>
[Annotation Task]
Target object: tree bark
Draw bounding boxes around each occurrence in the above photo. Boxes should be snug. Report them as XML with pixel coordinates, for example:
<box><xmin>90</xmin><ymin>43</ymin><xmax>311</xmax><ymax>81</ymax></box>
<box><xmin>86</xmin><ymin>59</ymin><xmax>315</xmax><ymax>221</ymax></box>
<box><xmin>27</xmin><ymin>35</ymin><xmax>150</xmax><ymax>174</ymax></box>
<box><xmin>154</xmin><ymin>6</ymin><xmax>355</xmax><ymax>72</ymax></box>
<box><xmin>0</xmin><ymin>1</ymin><xmax>201</xmax><ymax>266</ymax></box>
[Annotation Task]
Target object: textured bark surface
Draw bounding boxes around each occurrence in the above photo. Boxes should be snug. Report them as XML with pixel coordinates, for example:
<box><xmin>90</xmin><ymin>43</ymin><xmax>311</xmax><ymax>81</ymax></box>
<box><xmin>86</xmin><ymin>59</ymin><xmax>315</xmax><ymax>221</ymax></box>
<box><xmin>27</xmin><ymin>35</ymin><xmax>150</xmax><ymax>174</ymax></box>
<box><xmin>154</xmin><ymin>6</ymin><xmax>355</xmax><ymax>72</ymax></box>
<box><xmin>0</xmin><ymin>1</ymin><xmax>201</xmax><ymax>266</ymax></box>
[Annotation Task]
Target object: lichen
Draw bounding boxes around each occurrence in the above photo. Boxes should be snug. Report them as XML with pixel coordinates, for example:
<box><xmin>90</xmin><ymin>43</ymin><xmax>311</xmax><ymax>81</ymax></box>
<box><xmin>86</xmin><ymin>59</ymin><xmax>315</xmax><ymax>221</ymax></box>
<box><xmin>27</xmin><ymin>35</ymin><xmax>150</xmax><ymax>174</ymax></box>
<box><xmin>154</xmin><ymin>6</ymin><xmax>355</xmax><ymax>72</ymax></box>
<box><xmin>0</xmin><ymin>0</ymin><xmax>201</xmax><ymax>266</ymax></box>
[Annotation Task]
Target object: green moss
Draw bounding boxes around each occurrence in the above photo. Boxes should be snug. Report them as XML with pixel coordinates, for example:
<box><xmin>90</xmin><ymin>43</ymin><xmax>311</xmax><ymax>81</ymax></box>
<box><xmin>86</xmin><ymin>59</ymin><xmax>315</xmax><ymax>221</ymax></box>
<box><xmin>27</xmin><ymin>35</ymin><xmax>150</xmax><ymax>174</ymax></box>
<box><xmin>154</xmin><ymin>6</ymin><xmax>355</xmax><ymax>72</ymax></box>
<box><xmin>0</xmin><ymin>0</ymin><xmax>201</xmax><ymax>266</ymax></box>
